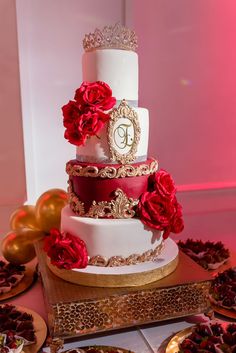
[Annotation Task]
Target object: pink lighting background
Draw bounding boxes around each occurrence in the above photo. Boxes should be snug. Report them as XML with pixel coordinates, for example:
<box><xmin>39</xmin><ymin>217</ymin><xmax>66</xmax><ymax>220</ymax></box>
<box><xmin>133</xmin><ymin>0</ymin><xmax>236</xmax><ymax>187</ymax></box>
<box><xmin>0</xmin><ymin>0</ymin><xmax>236</xmax><ymax>245</ymax></box>
<box><xmin>130</xmin><ymin>0</ymin><xmax>236</xmax><ymax>244</ymax></box>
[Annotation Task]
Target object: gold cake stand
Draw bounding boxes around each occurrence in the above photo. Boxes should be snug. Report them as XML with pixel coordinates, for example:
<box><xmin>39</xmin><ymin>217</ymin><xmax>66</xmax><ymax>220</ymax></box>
<box><xmin>35</xmin><ymin>239</ymin><xmax>212</xmax><ymax>346</ymax></box>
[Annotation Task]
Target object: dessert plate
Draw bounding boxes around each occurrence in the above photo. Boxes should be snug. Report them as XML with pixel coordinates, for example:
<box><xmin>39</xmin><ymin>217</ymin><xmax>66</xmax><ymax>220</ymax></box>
<box><xmin>64</xmin><ymin>346</ymin><xmax>134</xmax><ymax>353</ymax></box>
<box><xmin>178</xmin><ymin>239</ymin><xmax>230</xmax><ymax>271</ymax></box>
<box><xmin>165</xmin><ymin>321</ymin><xmax>230</xmax><ymax>353</ymax></box>
<box><xmin>166</xmin><ymin>326</ymin><xmax>193</xmax><ymax>353</ymax></box>
<box><xmin>0</xmin><ymin>265</ymin><xmax>37</xmax><ymax>302</ymax></box>
<box><xmin>13</xmin><ymin>306</ymin><xmax>47</xmax><ymax>353</ymax></box>
<box><xmin>209</xmin><ymin>267</ymin><xmax>236</xmax><ymax>319</ymax></box>
<box><xmin>210</xmin><ymin>303</ymin><xmax>236</xmax><ymax>320</ymax></box>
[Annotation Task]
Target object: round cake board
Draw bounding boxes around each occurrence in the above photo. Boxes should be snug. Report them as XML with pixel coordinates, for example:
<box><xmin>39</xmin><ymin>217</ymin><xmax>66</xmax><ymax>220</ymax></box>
<box><xmin>47</xmin><ymin>237</ymin><xmax>179</xmax><ymax>287</ymax></box>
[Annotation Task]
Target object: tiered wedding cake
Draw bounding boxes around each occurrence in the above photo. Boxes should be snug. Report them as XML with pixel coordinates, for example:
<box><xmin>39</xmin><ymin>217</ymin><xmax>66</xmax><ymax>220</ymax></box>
<box><xmin>47</xmin><ymin>24</ymin><xmax>184</xmax><ymax>287</ymax></box>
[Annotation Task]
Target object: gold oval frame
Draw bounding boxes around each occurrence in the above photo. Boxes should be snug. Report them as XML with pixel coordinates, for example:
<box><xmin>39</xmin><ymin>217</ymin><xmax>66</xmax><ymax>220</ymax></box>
<box><xmin>108</xmin><ymin>100</ymin><xmax>141</xmax><ymax>164</ymax></box>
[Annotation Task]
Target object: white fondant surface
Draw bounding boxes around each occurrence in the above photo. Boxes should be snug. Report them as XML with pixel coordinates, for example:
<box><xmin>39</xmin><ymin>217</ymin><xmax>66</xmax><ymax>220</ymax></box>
<box><xmin>76</xmin><ymin>107</ymin><xmax>149</xmax><ymax>163</ymax></box>
<box><xmin>72</xmin><ymin>238</ymin><xmax>178</xmax><ymax>275</ymax></box>
<box><xmin>82</xmin><ymin>49</ymin><xmax>138</xmax><ymax>101</ymax></box>
<box><xmin>61</xmin><ymin>205</ymin><xmax>163</xmax><ymax>259</ymax></box>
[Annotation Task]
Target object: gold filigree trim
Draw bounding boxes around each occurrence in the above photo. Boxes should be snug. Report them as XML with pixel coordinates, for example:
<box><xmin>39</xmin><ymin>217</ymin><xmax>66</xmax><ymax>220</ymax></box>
<box><xmin>108</xmin><ymin>100</ymin><xmax>141</xmax><ymax>164</ymax></box>
<box><xmin>66</xmin><ymin>159</ymin><xmax>158</xmax><ymax>178</ymax></box>
<box><xmin>83</xmin><ymin>23</ymin><xmax>138</xmax><ymax>52</ymax></box>
<box><xmin>88</xmin><ymin>242</ymin><xmax>164</xmax><ymax>267</ymax></box>
<box><xmin>67</xmin><ymin>181</ymin><xmax>85</xmax><ymax>215</ymax></box>
<box><xmin>68</xmin><ymin>183</ymin><xmax>138</xmax><ymax>219</ymax></box>
<box><xmin>51</xmin><ymin>280</ymin><xmax>210</xmax><ymax>336</ymax></box>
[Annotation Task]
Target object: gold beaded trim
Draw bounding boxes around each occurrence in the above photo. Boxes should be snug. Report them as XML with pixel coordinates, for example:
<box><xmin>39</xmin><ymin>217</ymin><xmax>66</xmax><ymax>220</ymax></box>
<box><xmin>68</xmin><ymin>182</ymin><xmax>138</xmax><ymax>219</ymax></box>
<box><xmin>66</xmin><ymin>159</ymin><xmax>158</xmax><ymax>179</ymax></box>
<box><xmin>88</xmin><ymin>242</ymin><xmax>164</xmax><ymax>267</ymax></box>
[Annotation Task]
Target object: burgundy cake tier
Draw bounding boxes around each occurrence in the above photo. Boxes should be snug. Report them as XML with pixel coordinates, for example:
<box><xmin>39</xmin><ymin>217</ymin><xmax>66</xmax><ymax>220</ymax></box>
<box><xmin>66</xmin><ymin>158</ymin><xmax>158</xmax><ymax>218</ymax></box>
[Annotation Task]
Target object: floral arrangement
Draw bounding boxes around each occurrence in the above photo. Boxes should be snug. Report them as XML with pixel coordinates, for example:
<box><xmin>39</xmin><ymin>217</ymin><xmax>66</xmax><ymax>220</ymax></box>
<box><xmin>138</xmin><ymin>169</ymin><xmax>184</xmax><ymax>239</ymax></box>
<box><xmin>62</xmin><ymin>81</ymin><xmax>116</xmax><ymax>146</ymax></box>
<box><xmin>44</xmin><ymin>228</ymin><xmax>88</xmax><ymax>270</ymax></box>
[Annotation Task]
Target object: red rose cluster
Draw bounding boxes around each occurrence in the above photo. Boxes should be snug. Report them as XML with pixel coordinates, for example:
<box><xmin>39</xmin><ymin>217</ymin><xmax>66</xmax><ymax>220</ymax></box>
<box><xmin>62</xmin><ymin>81</ymin><xmax>116</xmax><ymax>146</ymax></box>
<box><xmin>137</xmin><ymin>170</ymin><xmax>184</xmax><ymax>239</ymax></box>
<box><xmin>44</xmin><ymin>228</ymin><xmax>88</xmax><ymax>270</ymax></box>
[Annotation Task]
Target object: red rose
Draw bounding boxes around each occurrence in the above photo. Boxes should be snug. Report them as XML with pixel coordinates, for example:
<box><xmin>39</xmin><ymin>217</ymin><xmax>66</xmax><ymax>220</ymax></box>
<box><xmin>76</xmin><ymin>108</ymin><xmax>110</xmax><ymax>136</ymax></box>
<box><xmin>149</xmin><ymin>170</ymin><xmax>176</xmax><ymax>200</ymax></box>
<box><xmin>171</xmin><ymin>197</ymin><xmax>184</xmax><ymax>234</ymax></box>
<box><xmin>74</xmin><ymin>81</ymin><xmax>116</xmax><ymax>110</ymax></box>
<box><xmin>62</xmin><ymin>101</ymin><xmax>110</xmax><ymax>146</ymax></box>
<box><xmin>62</xmin><ymin>100</ymin><xmax>87</xmax><ymax>145</ymax></box>
<box><xmin>138</xmin><ymin>191</ymin><xmax>175</xmax><ymax>237</ymax></box>
<box><xmin>62</xmin><ymin>100</ymin><xmax>80</xmax><ymax>129</ymax></box>
<box><xmin>62</xmin><ymin>81</ymin><xmax>115</xmax><ymax>146</ymax></box>
<box><xmin>138</xmin><ymin>191</ymin><xmax>184</xmax><ymax>238</ymax></box>
<box><xmin>64</xmin><ymin>128</ymin><xmax>87</xmax><ymax>146</ymax></box>
<box><xmin>44</xmin><ymin>228</ymin><xmax>88</xmax><ymax>270</ymax></box>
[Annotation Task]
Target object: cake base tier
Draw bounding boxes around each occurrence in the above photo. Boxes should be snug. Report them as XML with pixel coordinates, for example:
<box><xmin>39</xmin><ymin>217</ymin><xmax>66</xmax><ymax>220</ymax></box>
<box><xmin>46</xmin><ymin>238</ymin><xmax>178</xmax><ymax>287</ymax></box>
<box><xmin>35</xmin><ymin>240</ymin><xmax>212</xmax><ymax>340</ymax></box>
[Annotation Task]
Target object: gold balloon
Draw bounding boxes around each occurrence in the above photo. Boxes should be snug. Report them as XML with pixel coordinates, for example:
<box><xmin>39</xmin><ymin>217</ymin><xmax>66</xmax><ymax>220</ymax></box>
<box><xmin>35</xmin><ymin>188</ymin><xmax>68</xmax><ymax>233</ymax></box>
<box><xmin>1</xmin><ymin>228</ymin><xmax>45</xmax><ymax>264</ymax></box>
<box><xmin>10</xmin><ymin>205</ymin><xmax>39</xmax><ymax>230</ymax></box>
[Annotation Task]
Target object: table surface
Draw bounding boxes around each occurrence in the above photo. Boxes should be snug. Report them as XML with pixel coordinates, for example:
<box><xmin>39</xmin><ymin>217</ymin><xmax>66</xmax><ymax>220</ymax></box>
<box><xmin>2</xmin><ymin>193</ymin><xmax>236</xmax><ymax>352</ymax></box>
<box><xmin>5</xmin><ymin>258</ymin><xmax>233</xmax><ymax>353</ymax></box>
<box><xmin>8</xmin><ymin>274</ymin><xmax>205</xmax><ymax>353</ymax></box>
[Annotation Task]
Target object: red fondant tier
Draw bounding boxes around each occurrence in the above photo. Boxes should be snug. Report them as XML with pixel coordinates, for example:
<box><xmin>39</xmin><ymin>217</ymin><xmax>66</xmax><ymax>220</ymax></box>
<box><xmin>66</xmin><ymin>158</ymin><xmax>158</xmax><ymax>218</ymax></box>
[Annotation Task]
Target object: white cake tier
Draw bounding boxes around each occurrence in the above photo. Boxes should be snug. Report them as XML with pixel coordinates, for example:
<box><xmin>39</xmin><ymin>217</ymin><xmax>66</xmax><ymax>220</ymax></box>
<box><xmin>61</xmin><ymin>205</ymin><xmax>163</xmax><ymax>261</ymax></box>
<box><xmin>82</xmin><ymin>49</ymin><xmax>138</xmax><ymax>102</ymax></box>
<box><xmin>76</xmin><ymin>107</ymin><xmax>149</xmax><ymax>163</ymax></box>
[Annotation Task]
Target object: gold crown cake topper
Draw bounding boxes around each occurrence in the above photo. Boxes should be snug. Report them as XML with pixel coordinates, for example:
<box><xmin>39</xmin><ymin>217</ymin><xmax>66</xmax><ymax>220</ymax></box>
<box><xmin>83</xmin><ymin>23</ymin><xmax>138</xmax><ymax>52</ymax></box>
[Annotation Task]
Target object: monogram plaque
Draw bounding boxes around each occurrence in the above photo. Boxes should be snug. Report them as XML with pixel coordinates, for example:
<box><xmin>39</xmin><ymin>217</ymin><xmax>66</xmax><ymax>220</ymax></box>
<box><xmin>108</xmin><ymin>100</ymin><xmax>141</xmax><ymax>164</ymax></box>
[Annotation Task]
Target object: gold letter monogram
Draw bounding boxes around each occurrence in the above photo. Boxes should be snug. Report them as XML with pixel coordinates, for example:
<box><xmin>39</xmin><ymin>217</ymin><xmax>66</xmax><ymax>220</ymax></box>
<box><xmin>114</xmin><ymin>123</ymin><xmax>133</xmax><ymax>149</ymax></box>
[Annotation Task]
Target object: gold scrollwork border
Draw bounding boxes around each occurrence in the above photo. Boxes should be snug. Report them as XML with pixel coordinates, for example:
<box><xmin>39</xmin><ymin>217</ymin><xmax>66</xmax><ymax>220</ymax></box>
<box><xmin>107</xmin><ymin>100</ymin><xmax>141</xmax><ymax>164</ymax></box>
<box><xmin>66</xmin><ymin>159</ymin><xmax>158</xmax><ymax>178</ymax></box>
<box><xmin>68</xmin><ymin>181</ymin><xmax>138</xmax><ymax>219</ymax></box>
<box><xmin>88</xmin><ymin>241</ymin><xmax>164</xmax><ymax>267</ymax></box>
